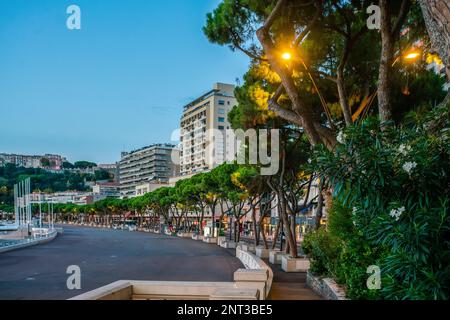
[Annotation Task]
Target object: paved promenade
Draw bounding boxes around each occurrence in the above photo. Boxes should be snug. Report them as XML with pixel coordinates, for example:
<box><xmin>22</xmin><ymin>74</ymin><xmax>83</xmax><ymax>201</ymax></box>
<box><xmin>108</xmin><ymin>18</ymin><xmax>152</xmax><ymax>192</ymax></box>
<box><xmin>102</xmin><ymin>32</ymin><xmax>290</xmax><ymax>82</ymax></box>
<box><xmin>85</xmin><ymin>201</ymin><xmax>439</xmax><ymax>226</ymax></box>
<box><xmin>268</xmin><ymin>263</ymin><xmax>322</xmax><ymax>300</ymax></box>
<box><xmin>0</xmin><ymin>225</ymin><xmax>243</xmax><ymax>300</ymax></box>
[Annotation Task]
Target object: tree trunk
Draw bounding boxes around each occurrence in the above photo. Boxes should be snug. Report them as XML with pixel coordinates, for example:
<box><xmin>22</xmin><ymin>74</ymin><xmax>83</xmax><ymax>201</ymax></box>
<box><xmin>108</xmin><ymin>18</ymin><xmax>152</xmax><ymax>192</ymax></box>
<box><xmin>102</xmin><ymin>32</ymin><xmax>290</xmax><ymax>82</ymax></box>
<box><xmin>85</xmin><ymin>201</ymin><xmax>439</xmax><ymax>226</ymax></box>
<box><xmin>314</xmin><ymin>180</ymin><xmax>325</xmax><ymax>230</ymax></box>
<box><xmin>290</xmin><ymin>214</ymin><xmax>297</xmax><ymax>246</ymax></box>
<box><xmin>229</xmin><ymin>215</ymin><xmax>233</xmax><ymax>241</ymax></box>
<box><xmin>209</xmin><ymin>204</ymin><xmax>216</xmax><ymax>238</ymax></box>
<box><xmin>278</xmin><ymin>193</ymin><xmax>297</xmax><ymax>258</ymax></box>
<box><xmin>378</xmin><ymin>0</ymin><xmax>394</xmax><ymax>125</ymax></box>
<box><xmin>218</xmin><ymin>201</ymin><xmax>226</xmax><ymax>237</ymax></box>
<box><xmin>260</xmin><ymin>219</ymin><xmax>269</xmax><ymax>249</ymax></box>
<box><xmin>237</xmin><ymin>218</ymin><xmax>242</xmax><ymax>242</ymax></box>
<box><xmin>378</xmin><ymin>0</ymin><xmax>411</xmax><ymax>125</ymax></box>
<box><xmin>211</xmin><ymin>209</ymin><xmax>215</xmax><ymax>237</ymax></box>
<box><xmin>199</xmin><ymin>206</ymin><xmax>205</xmax><ymax>233</ymax></box>
<box><xmin>257</xmin><ymin>204</ymin><xmax>267</xmax><ymax>248</ymax></box>
<box><xmin>284</xmin><ymin>224</ymin><xmax>290</xmax><ymax>255</ymax></box>
<box><xmin>337</xmin><ymin>69</ymin><xmax>353</xmax><ymax>126</ymax></box>
<box><xmin>271</xmin><ymin>219</ymin><xmax>280</xmax><ymax>250</ymax></box>
<box><xmin>252</xmin><ymin>208</ymin><xmax>258</xmax><ymax>247</ymax></box>
<box><xmin>419</xmin><ymin>0</ymin><xmax>450</xmax><ymax>79</ymax></box>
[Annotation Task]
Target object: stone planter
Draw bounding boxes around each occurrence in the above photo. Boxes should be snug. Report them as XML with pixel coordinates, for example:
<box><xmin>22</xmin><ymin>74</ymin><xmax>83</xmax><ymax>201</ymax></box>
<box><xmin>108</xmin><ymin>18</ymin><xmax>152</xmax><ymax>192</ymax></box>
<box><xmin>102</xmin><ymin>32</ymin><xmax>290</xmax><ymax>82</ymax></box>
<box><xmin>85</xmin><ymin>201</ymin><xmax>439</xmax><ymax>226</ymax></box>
<box><xmin>181</xmin><ymin>232</ymin><xmax>193</xmax><ymax>238</ymax></box>
<box><xmin>241</xmin><ymin>243</ymin><xmax>255</xmax><ymax>253</ymax></box>
<box><xmin>217</xmin><ymin>236</ymin><xmax>226</xmax><ymax>246</ymax></box>
<box><xmin>281</xmin><ymin>256</ymin><xmax>310</xmax><ymax>272</ymax></box>
<box><xmin>203</xmin><ymin>237</ymin><xmax>218</xmax><ymax>244</ymax></box>
<box><xmin>269</xmin><ymin>250</ymin><xmax>286</xmax><ymax>265</ymax></box>
<box><xmin>220</xmin><ymin>241</ymin><xmax>237</xmax><ymax>249</ymax></box>
<box><xmin>192</xmin><ymin>234</ymin><xmax>203</xmax><ymax>241</ymax></box>
<box><xmin>255</xmin><ymin>246</ymin><xmax>270</xmax><ymax>259</ymax></box>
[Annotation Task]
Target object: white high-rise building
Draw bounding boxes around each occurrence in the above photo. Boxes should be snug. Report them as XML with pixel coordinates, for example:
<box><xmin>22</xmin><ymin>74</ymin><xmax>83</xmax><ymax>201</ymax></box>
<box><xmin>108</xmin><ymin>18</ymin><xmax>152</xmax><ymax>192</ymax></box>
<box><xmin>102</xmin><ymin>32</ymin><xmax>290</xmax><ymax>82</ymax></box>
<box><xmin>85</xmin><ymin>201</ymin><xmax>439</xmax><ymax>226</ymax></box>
<box><xmin>119</xmin><ymin>144</ymin><xmax>179</xmax><ymax>198</ymax></box>
<box><xmin>179</xmin><ymin>83</ymin><xmax>237</xmax><ymax>176</ymax></box>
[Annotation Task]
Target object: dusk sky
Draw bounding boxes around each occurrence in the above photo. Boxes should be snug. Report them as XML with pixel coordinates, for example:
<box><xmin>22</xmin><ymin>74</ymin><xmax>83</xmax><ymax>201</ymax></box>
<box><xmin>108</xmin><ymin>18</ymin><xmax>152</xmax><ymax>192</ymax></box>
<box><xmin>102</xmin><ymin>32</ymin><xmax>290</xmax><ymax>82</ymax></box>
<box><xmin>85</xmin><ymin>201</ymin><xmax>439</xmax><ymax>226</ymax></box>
<box><xmin>0</xmin><ymin>0</ymin><xmax>249</xmax><ymax>164</ymax></box>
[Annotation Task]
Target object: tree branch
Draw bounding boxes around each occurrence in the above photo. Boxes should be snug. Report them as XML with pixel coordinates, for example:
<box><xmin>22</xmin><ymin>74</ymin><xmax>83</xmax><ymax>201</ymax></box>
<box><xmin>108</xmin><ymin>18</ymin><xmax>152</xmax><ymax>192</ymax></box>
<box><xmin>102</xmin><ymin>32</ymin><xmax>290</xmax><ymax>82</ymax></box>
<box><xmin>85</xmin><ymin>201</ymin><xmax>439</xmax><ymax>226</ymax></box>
<box><xmin>230</xmin><ymin>31</ymin><xmax>267</xmax><ymax>62</ymax></box>
<box><xmin>332</xmin><ymin>1</ymin><xmax>351</xmax><ymax>33</ymax></box>
<box><xmin>234</xmin><ymin>42</ymin><xmax>267</xmax><ymax>62</ymax></box>
<box><xmin>392</xmin><ymin>0</ymin><xmax>411</xmax><ymax>37</ymax></box>
<box><xmin>294</xmin><ymin>3</ymin><xmax>322</xmax><ymax>46</ymax></box>
<box><xmin>262</xmin><ymin>0</ymin><xmax>287</xmax><ymax>32</ymax></box>
<box><xmin>268</xmin><ymin>101</ymin><xmax>304</xmax><ymax>127</ymax></box>
<box><xmin>309</xmin><ymin>69</ymin><xmax>337</xmax><ymax>82</ymax></box>
<box><xmin>324</xmin><ymin>24</ymin><xmax>349</xmax><ymax>37</ymax></box>
<box><xmin>267</xmin><ymin>86</ymin><xmax>305</xmax><ymax>126</ymax></box>
<box><xmin>271</xmin><ymin>83</ymin><xmax>285</xmax><ymax>101</ymax></box>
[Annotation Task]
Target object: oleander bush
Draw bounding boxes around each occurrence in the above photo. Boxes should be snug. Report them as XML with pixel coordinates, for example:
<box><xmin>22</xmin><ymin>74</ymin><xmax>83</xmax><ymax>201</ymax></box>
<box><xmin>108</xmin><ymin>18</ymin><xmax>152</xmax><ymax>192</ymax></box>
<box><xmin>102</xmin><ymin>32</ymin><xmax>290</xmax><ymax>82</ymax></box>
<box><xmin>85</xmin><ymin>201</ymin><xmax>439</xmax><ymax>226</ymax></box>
<box><xmin>302</xmin><ymin>227</ymin><xmax>341</xmax><ymax>277</ymax></box>
<box><xmin>305</xmin><ymin>103</ymin><xmax>450</xmax><ymax>300</ymax></box>
<box><xmin>304</xmin><ymin>201</ymin><xmax>385</xmax><ymax>299</ymax></box>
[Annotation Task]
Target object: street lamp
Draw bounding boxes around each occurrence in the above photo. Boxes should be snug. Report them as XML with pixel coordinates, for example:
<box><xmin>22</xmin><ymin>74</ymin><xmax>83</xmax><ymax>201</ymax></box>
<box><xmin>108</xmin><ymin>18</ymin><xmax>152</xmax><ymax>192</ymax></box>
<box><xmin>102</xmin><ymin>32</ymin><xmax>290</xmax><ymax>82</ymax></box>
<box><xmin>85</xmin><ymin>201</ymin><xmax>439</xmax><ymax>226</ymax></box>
<box><xmin>404</xmin><ymin>51</ymin><xmax>420</xmax><ymax>60</ymax></box>
<box><xmin>392</xmin><ymin>50</ymin><xmax>421</xmax><ymax>67</ymax></box>
<box><xmin>281</xmin><ymin>52</ymin><xmax>292</xmax><ymax>61</ymax></box>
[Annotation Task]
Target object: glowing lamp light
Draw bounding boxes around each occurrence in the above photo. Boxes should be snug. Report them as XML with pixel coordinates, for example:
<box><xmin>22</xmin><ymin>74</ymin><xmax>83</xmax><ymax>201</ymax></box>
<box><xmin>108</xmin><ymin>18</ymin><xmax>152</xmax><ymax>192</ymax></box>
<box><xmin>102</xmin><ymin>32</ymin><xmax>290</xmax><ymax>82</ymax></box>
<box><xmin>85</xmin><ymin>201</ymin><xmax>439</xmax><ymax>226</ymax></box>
<box><xmin>281</xmin><ymin>52</ymin><xmax>292</xmax><ymax>61</ymax></box>
<box><xmin>404</xmin><ymin>51</ymin><xmax>420</xmax><ymax>60</ymax></box>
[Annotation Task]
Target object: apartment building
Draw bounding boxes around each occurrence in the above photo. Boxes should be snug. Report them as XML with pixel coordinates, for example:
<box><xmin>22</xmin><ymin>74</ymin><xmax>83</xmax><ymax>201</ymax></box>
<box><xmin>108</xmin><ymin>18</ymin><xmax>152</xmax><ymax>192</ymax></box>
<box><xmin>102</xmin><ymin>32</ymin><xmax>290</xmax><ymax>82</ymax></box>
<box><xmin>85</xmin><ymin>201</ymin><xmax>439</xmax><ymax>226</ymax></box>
<box><xmin>30</xmin><ymin>191</ymin><xmax>97</xmax><ymax>205</ymax></box>
<box><xmin>119</xmin><ymin>144</ymin><xmax>179</xmax><ymax>198</ymax></box>
<box><xmin>92</xmin><ymin>182</ymin><xmax>121</xmax><ymax>198</ymax></box>
<box><xmin>179</xmin><ymin>83</ymin><xmax>237</xmax><ymax>176</ymax></box>
<box><xmin>135</xmin><ymin>182</ymin><xmax>168</xmax><ymax>197</ymax></box>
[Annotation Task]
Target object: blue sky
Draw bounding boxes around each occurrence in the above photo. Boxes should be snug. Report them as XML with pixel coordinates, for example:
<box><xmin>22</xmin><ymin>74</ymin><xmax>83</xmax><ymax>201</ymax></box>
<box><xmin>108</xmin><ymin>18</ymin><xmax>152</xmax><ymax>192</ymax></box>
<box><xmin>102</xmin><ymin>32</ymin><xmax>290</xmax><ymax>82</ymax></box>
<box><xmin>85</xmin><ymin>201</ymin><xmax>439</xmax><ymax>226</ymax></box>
<box><xmin>0</xmin><ymin>0</ymin><xmax>249</xmax><ymax>163</ymax></box>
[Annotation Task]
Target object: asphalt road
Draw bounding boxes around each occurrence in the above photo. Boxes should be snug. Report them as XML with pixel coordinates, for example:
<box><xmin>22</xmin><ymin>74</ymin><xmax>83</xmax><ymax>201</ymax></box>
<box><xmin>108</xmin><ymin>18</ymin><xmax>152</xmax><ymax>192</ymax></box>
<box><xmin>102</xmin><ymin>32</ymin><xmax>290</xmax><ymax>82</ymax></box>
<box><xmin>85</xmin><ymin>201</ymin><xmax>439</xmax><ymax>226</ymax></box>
<box><xmin>0</xmin><ymin>225</ymin><xmax>243</xmax><ymax>300</ymax></box>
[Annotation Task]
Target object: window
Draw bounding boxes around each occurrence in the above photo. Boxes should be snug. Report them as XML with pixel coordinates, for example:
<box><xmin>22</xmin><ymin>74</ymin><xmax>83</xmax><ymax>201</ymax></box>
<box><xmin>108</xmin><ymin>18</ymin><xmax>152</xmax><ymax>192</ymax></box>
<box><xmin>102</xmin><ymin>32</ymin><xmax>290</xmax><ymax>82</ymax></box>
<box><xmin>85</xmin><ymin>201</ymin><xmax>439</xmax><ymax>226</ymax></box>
<box><xmin>218</xmin><ymin>126</ymin><xmax>225</xmax><ymax>130</ymax></box>
<box><xmin>218</xmin><ymin>100</ymin><xmax>225</xmax><ymax>105</ymax></box>
<box><xmin>218</xmin><ymin>108</ymin><xmax>225</xmax><ymax>114</ymax></box>
<box><xmin>218</xmin><ymin>117</ymin><xmax>225</xmax><ymax>123</ymax></box>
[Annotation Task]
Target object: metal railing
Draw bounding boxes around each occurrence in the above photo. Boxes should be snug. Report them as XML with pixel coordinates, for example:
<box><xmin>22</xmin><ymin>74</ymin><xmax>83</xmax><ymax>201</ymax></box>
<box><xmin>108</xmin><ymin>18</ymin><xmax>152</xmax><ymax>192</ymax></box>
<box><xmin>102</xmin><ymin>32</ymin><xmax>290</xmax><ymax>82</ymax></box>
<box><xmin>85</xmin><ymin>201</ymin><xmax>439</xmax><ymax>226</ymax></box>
<box><xmin>0</xmin><ymin>229</ymin><xmax>57</xmax><ymax>250</ymax></box>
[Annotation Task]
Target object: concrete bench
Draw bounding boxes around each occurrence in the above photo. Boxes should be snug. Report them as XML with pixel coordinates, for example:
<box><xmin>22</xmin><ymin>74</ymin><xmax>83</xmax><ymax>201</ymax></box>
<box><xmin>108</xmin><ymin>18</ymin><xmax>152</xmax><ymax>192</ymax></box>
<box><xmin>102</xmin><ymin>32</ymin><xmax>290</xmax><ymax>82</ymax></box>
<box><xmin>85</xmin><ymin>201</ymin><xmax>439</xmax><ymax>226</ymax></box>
<box><xmin>233</xmin><ymin>269</ymin><xmax>267</xmax><ymax>301</ymax></box>
<box><xmin>210</xmin><ymin>288</ymin><xmax>259</xmax><ymax>300</ymax></box>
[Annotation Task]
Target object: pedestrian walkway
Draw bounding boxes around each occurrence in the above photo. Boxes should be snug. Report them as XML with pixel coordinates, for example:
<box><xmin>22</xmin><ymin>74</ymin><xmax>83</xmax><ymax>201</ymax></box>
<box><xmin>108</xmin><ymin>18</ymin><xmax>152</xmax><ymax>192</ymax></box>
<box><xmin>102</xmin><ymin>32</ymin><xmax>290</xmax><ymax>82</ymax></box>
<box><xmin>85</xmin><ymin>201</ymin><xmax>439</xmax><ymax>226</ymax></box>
<box><xmin>230</xmin><ymin>238</ymin><xmax>322</xmax><ymax>300</ymax></box>
<box><xmin>266</xmin><ymin>259</ymin><xmax>322</xmax><ymax>300</ymax></box>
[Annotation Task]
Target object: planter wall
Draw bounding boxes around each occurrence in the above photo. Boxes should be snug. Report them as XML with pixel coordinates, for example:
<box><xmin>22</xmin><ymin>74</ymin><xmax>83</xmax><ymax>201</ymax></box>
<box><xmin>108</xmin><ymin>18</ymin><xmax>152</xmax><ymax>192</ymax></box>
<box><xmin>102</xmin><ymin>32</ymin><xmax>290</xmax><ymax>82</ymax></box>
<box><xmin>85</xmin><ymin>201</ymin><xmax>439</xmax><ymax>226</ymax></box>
<box><xmin>306</xmin><ymin>271</ymin><xmax>347</xmax><ymax>300</ymax></box>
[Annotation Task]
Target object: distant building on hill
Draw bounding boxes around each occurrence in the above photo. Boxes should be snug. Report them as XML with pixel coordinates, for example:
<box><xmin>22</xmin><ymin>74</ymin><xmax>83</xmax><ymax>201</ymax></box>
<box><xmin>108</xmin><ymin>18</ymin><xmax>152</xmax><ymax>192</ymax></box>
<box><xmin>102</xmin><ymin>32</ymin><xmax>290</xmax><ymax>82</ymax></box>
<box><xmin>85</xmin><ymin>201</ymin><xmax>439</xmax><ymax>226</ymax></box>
<box><xmin>97</xmin><ymin>163</ymin><xmax>119</xmax><ymax>182</ymax></box>
<box><xmin>0</xmin><ymin>153</ymin><xmax>66</xmax><ymax>171</ymax></box>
